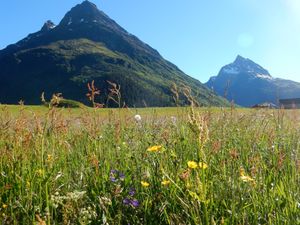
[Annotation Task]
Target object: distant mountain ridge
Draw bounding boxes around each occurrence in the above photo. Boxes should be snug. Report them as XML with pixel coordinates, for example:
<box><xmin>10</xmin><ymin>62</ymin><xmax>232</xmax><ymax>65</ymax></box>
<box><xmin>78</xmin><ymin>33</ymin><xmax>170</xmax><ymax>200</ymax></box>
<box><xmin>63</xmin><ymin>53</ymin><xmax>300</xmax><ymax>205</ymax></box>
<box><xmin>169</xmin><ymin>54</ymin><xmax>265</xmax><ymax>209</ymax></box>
<box><xmin>205</xmin><ymin>55</ymin><xmax>300</xmax><ymax>107</ymax></box>
<box><xmin>0</xmin><ymin>1</ymin><xmax>228</xmax><ymax>107</ymax></box>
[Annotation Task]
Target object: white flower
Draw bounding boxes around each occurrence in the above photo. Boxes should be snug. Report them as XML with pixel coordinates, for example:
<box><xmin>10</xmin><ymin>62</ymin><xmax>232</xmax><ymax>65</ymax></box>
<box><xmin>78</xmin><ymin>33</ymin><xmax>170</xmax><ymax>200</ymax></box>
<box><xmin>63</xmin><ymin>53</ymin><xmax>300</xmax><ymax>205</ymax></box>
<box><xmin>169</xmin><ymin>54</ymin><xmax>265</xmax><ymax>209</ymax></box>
<box><xmin>171</xmin><ymin>116</ymin><xmax>177</xmax><ymax>124</ymax></box>
<box><xmin>134</xmin><ymin>114</ymin><xmax>142</xmax><ymax>122</ymax></box>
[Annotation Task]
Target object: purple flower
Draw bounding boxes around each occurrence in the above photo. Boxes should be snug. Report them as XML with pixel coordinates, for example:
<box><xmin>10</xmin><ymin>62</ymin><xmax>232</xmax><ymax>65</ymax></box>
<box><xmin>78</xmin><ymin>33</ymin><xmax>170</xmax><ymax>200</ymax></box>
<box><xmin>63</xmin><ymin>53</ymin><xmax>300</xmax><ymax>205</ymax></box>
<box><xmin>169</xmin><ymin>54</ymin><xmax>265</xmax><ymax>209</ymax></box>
<box><xmin>123</xmin><ymin>198</ymin><xmax>139</xmax><ymax>208</ymax></box>
<box><xmin>129</xmin><ymin>187</ymin><xmax>136</xmax><ymax>196</ymax></box>
<box><xmin>110</xmin><ymin>169</ymin><xmax>118</xmax><ymax>174</ymax></box>
<box><xmin>109</xmin><ymin>169</ymin><xmax>125</xmax><ymax>182</ymax></box>
<box><xmin>123</xmin><ymin>198</ymin><xmax>130</xmax><ymax>205</ymax></box>
<box><xmin>110</xmin><ymin>177</ymin><xmax>117</xmax><ymax>182</ymax></box>
<box><xmin>130</xmin><ymin>199</ymin><xmax>139</xmax><ymax>208</ymax></box>
<box><xmin>119</xmin><ymin>172</ymin><xmax>125</xmax><ymax>180</ymax></box>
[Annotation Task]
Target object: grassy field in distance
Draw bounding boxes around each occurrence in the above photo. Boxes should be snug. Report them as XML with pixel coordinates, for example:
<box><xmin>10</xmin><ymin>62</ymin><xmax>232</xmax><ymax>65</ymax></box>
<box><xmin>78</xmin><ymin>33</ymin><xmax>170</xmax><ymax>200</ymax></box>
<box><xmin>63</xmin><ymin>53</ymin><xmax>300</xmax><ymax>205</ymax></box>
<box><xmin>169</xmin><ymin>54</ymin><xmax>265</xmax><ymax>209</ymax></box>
<box><xmin>0</xmin><ymin>105</ymin><xmax>299</xmax><ymax>224</ymax></box>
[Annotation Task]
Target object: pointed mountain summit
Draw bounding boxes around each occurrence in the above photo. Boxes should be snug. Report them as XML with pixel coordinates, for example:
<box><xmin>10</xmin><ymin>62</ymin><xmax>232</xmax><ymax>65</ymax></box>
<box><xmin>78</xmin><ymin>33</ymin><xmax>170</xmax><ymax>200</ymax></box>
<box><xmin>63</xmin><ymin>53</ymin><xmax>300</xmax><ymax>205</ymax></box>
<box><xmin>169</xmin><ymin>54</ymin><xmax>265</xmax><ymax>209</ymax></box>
<box><xmin>219</xmin><ymin>55</ymin><xmax>271</xmax><ymax>78</ymax></box>
<box><xmin>0</xmin><ymin>1</ymin><xmax>159</xmax><ymax>60</ymax></box>
<box><xmin>206</xmin><ymin>56</ymin><xmax>300</xmax><ymax>107</ymax></box>
<box><xmin>0</xmin><ymin>1</ymin><xmax>228</xmax><ymax>107</ymax></box>
<box><xmin>60</xmin><ymin>0</ymin><xmax>103</xmax><ymax>24</ymax></box>
<box><xmin>41</xmin><ymin>20</ymin><xmax>56</xmax><ymax>32</ymax></box>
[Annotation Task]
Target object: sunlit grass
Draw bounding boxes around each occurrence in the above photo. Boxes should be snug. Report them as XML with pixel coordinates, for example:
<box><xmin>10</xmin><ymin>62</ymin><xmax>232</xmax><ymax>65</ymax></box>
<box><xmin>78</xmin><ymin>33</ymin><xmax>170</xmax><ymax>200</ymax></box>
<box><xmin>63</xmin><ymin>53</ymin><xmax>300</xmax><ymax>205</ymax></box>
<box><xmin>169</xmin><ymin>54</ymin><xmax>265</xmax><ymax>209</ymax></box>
<box><xmin>0</xmin><ymin>105</ymin><xmax>299</xmax><ymax>224</ymax></box>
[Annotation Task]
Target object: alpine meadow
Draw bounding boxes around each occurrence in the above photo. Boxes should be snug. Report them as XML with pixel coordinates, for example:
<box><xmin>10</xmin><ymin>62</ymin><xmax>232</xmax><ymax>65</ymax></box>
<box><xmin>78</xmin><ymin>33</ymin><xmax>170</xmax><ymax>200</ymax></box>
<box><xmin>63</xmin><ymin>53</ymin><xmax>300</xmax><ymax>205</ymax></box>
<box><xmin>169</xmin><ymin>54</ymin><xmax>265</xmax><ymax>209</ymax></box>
<box><xmin>0</xmin><ymin>1</ymin><xmax>300</xmax><ymax>225</ymax></box>
<box><xmin>0</xmin><ymin>105</ymin><xmax>299</xmax><ymax>224</ymax></box>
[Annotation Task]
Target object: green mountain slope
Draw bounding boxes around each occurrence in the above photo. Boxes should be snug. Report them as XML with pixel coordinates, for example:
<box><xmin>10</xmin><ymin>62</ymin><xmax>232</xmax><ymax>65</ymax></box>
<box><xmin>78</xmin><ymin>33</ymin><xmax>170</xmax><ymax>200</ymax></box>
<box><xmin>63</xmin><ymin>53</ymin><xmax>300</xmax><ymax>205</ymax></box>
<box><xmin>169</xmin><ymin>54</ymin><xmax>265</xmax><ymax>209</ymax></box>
<box><xmin>0</xmin><ymin>1</ymin><xmax>228</xmax><ymax>107</ymax></box>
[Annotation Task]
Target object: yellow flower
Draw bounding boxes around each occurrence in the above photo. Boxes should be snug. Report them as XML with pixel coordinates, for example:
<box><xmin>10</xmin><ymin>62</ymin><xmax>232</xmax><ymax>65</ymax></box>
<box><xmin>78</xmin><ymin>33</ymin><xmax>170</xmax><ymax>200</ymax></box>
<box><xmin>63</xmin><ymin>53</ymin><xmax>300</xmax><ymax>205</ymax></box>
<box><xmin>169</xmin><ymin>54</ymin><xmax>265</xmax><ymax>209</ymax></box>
<box><xmin>26</xmin><ymin>180</ymin><xmax>31</xmax><ymax>188</ymax></box>
<box><xmin>198</xmin><ymin>162</ymin><xmax>208</xmax><ymax>169</ymax></box>
<box><xmin>161</xmin><ymin>179</ymin><xmax>171</xmax><ymax>186</ymax></box>
<box><xmin>36</xmin><ymin>169</ymin><xmax>44</xmax><ymax>176</ymax></box>
<box><xmin>46</xmin><ymin>154</ymin><xmax>53</xmax><ymax>162</ymax></box>
<box><xmin>239</xmin><ymin>168</ymin><xmax>246</xmax><ymax>176</ymax></box>
<box><xmin>187</xmin><ymin>161</ymin><xmax>198</xmax><ymax>169</ymax></box>
<box><xmin>240</xmin><ymin>175</ymin><xmax>255</xmax><ymax>182</ymax></box>
<box><xmin>2</xmin><ymin>204</ymin><xmax>8</xmax><ymax>209</ymax></box>
<box><xmin>141</xmin><ymin>181</ymin><xmax>150</xmax><ymax>187</ymax></box>
<box><xmin>147</xmin><ymin>145</ymin><xmax>162</xmax><ymax>152</ymax></box>
<box><xmin>239</xmin><ymin>168</ymin><xmax>255</xmax><ymax>183</ymax></box>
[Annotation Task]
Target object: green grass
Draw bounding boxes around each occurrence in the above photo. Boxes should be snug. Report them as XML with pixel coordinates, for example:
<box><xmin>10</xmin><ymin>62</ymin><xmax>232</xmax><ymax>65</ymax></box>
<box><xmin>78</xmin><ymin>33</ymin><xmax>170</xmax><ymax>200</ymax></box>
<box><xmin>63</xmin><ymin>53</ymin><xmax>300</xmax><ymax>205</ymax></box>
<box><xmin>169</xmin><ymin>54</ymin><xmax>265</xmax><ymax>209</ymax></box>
<box><xmin>0</xmin><ymin>105</ymin><xmax>299</xmax><ymax>224</ymax></box>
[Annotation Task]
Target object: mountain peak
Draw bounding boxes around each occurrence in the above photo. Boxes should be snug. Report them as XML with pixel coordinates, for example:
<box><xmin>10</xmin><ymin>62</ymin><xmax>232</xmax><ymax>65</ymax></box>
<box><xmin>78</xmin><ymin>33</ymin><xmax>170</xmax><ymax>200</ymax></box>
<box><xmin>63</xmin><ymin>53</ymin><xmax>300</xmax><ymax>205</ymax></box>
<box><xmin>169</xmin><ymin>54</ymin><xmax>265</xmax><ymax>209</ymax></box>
<box><xmin>59</xmin><ymin>0</ymin><xmax>103</xmax><ymax>26</ymax></box>
<box><xmin>234</xmin><ymin>55</ymin><xmax>248</xmax><ymax>63</ymax></box>
<box><xmin>225</xmin><ymin>55</ymin><xmax>271</xmax><ymax>77</ymax></box>
<box><xmin>78</xmin><ymin>0</ymin><xmax>98</xmax><ymax>10</ymax></box>
<box><xmin>41</xmin><ymin>20</ymin><xmax>56</xmax><ymax>32</ymax></box>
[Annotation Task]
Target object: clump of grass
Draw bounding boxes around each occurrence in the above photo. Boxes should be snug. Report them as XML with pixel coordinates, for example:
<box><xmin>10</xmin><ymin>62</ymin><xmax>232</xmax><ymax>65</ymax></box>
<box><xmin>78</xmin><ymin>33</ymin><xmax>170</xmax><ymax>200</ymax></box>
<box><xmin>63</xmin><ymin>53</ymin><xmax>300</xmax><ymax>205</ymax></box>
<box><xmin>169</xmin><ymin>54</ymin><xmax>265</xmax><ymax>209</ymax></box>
<box><xmin>0</xmin><ymin>105</ymin><xmax>299</xmax><ymax>224</ymax></box>
<box><xmin>41</xmin><ymin>92</ymin><xmax>85</xmax><ymax>109</ymax></box>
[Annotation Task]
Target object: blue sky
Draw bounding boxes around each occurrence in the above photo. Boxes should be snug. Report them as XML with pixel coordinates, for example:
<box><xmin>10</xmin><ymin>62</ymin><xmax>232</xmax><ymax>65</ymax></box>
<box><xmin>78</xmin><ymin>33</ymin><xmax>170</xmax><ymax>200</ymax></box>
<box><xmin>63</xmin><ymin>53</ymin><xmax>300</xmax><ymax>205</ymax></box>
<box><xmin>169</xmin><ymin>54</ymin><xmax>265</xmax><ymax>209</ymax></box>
<box><xmin>1</xmin><ymin>0</ymin><xmax>299</xmax><ymax>82</ymax></box>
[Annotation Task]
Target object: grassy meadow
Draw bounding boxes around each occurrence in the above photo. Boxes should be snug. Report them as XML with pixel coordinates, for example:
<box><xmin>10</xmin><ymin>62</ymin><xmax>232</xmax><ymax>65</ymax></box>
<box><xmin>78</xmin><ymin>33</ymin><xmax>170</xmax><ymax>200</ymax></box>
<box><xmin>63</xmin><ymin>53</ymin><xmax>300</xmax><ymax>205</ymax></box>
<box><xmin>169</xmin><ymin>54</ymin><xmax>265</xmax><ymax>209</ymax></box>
<box><xmin>0</xmin><ymin>104</ymin><xmax>299</xmax><ymax>224</ymax></box>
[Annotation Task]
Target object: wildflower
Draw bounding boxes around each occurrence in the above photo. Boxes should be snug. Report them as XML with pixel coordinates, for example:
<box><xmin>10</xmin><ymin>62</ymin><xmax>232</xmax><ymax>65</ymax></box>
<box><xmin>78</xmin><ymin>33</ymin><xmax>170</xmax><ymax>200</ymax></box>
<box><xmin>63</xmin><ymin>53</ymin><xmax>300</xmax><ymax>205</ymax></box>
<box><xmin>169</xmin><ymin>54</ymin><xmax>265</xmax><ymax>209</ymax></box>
<box><xmin>99</xmin><ymin>196</ymin><xmax>112</xmax><ymax>207</ymax></box>
<box><xmin>240</xmin><ymin>175</ymin><xmax>255</xmax><ymax>182</ymax></box>
<box><xmin>129</xmin><ymin>187</ymin><xmax>136</xmax><ymax>196</ymax></box>
<box><xmin>239</xmin><ymin>168</ymin><xmax>255</xmax><ymax>183</ymax></box>
<box><xmin>130</xmin><ymin>199</ymin><xmax>139</xmax><ymax>208</ymax></box>
<box><xmin>109</xmin><ymin>169</ymin><xmax>125</xmax><ymax>182</ymax></box>
<box><xmin>46</xmin><ymin>154</ymin><xmax>53</xmax><ymax>163</ymax></box>
<box><xmin>179</xmin><ymin>169</ymin><xmax>191</xmax><ymax>180</ymax></box>
<box><xmin>161</xmin><ymin>179</ymin><xmax>171</xmax><ymax>186</ymax></box>
<box><xmin>36</xmin><ymin>169</ymin><xmax>44</xmax><ymax>176</ymax></box>
<box><xmin>134</xmin><ymin>114</ymin><xmax>142</xmax><ymax>122</ymax></box>
<box><xmin>187</xmin><ymin>161</ymin><xmax>198</xmax><ymax>169</ymax></box>
<box><xmin>198</xmin><ymin>162</ymin><xmax>208</xmax><ymax>169</ymax></box>
<box><xmin>189</xmin><ymin>191</ymin><xmax>199</xmax><ymax>199</ymax></box>
<box><xmin>55</xmin><ymin>172</ymin><xmax>63</xmax><ymax>181</ymax></box>
<box><xmin>123</xmin><ymin>198</ymin><xmax>131</xmax><ymax>205</ymax></box>
<box><xmin>171</xmin><ymin>116</ymin><xmax>177</xmax><ymax>124</ymax></box>
<box><xmin>109</xmin><ymin>170</ymin><xmax>118</xmax><ymax>182</ymax></box>
<box><xmin>110</xmin><ymin>178</ymin><xmax>118</xmax><ymax>183</ymax></box>
<box><xmin>119</xmin><ymin>172</ymin><xmax>125</xmax><ymax>181</ymax></box>
<box><xmin>147</xmin><ymin>145</ymin><xmax>162</xmax><ymax>152</ymax></box>
<box><xmin>26</xmin><ymin>180</ymin><xmax>31</xmax><ymax>188</ymax></box>
<box><xmin>123</xmin><ymin>198</ymin><xmax>139</xmax><ymax>208</ymax></box>
<box><xmin>2</xmin><ymin>204</ymin><xmax>8</xmax><ymax>209</ymax></box>
<box><xmin>141</xmin><ymin>181</ymin><xmax>150</xmax><ymax>187</ymax></box>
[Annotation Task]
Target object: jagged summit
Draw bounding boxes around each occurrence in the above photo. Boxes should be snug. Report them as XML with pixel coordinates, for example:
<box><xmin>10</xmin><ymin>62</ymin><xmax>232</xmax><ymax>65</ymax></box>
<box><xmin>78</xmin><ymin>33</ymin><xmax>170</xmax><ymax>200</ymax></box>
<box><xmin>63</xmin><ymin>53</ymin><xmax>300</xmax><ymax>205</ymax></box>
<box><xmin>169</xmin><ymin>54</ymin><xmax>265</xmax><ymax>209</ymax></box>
<box><xmin>81</xmin><ymin>0</ymin><xmax>97</xmax><ymax>8</ymax></box>
<box><xmin>234</xmin><ymin>55</ymin><xmax>250</xmax><ymax>63</ymax></box>
<box><xmin>221</xmin><ymin>55</ymin><xmax>271</xmax><ymax>78</ymax></box>
<box><xmin>59</xmin><ymin>0</ymin><xmax>102</xmax><ymax>26</ymax></box>
<box><xmin>41</xmin><ymin>20</ymin><xmax>56</xmax><ymax>32</ymax></box>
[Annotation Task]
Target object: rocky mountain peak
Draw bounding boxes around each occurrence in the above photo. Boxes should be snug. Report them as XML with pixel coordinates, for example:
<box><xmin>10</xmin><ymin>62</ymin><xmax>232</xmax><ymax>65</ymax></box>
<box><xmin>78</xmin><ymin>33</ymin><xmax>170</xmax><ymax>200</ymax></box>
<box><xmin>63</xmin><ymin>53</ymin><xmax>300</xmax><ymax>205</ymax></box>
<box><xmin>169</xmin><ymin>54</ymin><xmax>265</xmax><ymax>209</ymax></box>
<box><xmin>221</xmin><ymin>55</ymin><xmax>271</xmax><ymax>78</ymax></box>
<box><xmin>41</xmin><ymin>20</ymin><xmax>56</xmax><ymax>32</ymax></box>
<box><xmin>75</xmin><ymin>0</ymin><xmax>98</xmax><ymax>13</ymax></box>
<box><xmin>59</xmin><ymin>0</ymin><xmax>104</xmax><ymax>27</ymax></box>
<box><xmin>233</xmin><ymin>55</ymin><xmax>249</xmax><ymax>64</ymax></box>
